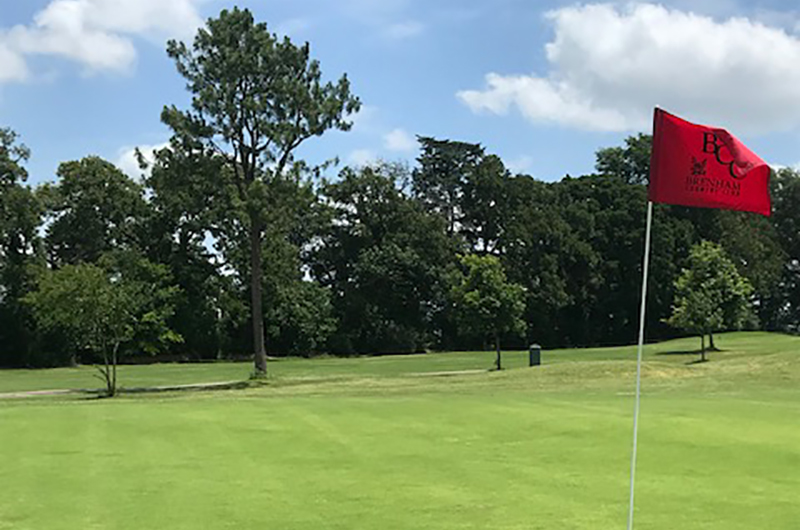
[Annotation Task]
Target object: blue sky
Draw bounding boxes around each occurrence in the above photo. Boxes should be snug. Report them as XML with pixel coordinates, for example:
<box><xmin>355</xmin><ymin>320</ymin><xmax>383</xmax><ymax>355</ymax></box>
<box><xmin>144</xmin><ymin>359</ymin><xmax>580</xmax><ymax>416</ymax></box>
<box><xmin>3</xmin><ymin>0</ymin><xmax>800</xmax><ymax>186</ymax></box>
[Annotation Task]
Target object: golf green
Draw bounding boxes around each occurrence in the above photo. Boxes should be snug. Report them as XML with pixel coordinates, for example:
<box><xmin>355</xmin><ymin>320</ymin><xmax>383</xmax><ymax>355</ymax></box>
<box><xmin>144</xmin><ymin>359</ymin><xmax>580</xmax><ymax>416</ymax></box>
<box><xmin>1</xmin><ymin>332</ymin><xmax>798</xmax><ymax>529</ymax></box>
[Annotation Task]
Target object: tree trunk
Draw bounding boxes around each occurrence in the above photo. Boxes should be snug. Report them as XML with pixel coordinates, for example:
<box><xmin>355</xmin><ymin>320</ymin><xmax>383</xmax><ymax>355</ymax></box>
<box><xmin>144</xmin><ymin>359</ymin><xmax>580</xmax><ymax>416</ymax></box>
<box><xmin>250</xmin><ymin>219</ymin><xmax>267</xmax><ymax>376</ymax></box>
<box><xmin>111</xmin><ymin>343</ymin><xmax>118</xmax><ymax>397</ymax></box>
<box><xmin>495</xmin><ymin>333</ymin><xmax>502</xmax><ymax>371</ymax></box>
<box><xmin>100</xmin><ymin>350</ymin><xmax>114</xmax><ymax>398</ymax></box>
<box><xmin>700</xmin><ymin>334</ymin><xmax>706</xmax><ymax>363</ymax></box>
<box><xmin>709</xmin><ymin>332</ymin><xmax>716</xmax><ymax>351</ymax></box>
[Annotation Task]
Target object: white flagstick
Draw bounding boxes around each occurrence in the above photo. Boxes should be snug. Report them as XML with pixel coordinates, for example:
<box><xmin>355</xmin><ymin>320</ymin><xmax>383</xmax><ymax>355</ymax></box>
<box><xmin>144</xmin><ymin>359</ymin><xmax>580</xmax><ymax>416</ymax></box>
<box><xmin>627</xmin><ymin>200</ymin><xmax>654</xmax><ymax>530</ymax></box>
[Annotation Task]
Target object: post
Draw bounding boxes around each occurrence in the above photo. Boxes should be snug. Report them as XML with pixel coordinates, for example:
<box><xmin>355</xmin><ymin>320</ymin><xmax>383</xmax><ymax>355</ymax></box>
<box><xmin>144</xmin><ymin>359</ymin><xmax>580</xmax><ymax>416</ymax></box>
<box><xmin>627</xmin><ymin>200</ymin><xmax>653</xmax><ymax>530</ymax></box>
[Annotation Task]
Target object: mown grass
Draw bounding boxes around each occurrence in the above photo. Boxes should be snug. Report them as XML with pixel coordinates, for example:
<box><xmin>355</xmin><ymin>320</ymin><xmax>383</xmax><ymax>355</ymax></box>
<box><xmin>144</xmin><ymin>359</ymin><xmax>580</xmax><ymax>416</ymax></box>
<box><xmin>2</xmin><ymin>331</ymin><xmax>792</xmax><ymax>394</ymax></box>
<box><xmin>0</xmin><ymin>332</ymin><xmax>798</xmax><ymax>529</ymax></box>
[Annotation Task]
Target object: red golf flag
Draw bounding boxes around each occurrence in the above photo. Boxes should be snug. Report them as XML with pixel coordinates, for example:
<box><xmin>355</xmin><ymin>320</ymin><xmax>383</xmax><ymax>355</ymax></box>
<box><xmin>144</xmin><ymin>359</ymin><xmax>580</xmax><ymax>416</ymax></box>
<box><xmin>648</xmin><ymin>108</ymin><xmax>771</xmax><ymax>216</ymax></box>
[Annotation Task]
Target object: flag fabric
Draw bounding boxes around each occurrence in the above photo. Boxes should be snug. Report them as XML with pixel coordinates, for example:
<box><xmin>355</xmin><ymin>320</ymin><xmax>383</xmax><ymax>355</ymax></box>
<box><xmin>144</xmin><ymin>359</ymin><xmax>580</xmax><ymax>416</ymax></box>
<box><xmin>648</xmin><ymin>108</ymin><xmax>771</xmax><ymax>216</ymax></box>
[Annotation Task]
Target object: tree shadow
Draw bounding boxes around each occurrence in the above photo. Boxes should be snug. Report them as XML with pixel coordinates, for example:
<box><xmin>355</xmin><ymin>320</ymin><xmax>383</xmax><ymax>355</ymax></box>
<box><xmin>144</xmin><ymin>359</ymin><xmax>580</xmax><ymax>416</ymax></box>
<box><xmin>657</xmin><ymin>347</ymin><xmax>724</xmax><ymax>356</ymax></box>
<box><xmin>657</xmin><ymin>349</ymin><xmax>715</xmax><ymax>365</ymax></box>
<box><xmin>119</xmin><ymin>380</ymin><xmax>251</xmax><ymax>394</ymax></box>
<box><xmin>656</xmin><ymin>349</ymin><xmax>703</xmax><ymax>356</ymax></box>
<box><xmin>72</xmin><ymin>381</ymin><xmax>251</xmax><ymax>400</ymax></box>
<box><xmin>686</xmin><ymin>358</ymin><xmax>709</xmax><ymax>365</ymax></box>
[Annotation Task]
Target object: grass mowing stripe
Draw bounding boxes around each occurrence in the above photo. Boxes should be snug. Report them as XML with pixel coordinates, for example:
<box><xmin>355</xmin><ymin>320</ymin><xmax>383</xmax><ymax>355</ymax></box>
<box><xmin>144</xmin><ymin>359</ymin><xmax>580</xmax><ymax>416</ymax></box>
<box><xmin>0</xmin><ymin>332</ymin><xmax>797</xmax><ymax>529</ymax></box>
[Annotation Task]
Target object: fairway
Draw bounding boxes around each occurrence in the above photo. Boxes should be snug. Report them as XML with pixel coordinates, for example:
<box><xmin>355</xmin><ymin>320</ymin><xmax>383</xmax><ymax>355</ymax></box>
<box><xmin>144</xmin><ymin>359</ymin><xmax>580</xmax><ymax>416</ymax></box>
<box><xmin>1</xmin><ymin>332</ymin><xmax>798</xmax><ymax>529</ymax></box>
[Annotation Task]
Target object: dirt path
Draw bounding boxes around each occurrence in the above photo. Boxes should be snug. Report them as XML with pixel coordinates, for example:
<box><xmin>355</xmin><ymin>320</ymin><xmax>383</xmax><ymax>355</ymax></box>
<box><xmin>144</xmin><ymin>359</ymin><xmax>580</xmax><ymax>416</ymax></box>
<box><xmin>0</xmin><ymin>388</ymin><xmax>79</xmax><ymax>399</ymax></box>
<box><xmin>0</xmin><ymin>380</ymin><xmax>248</xmax><ymax>399</ymax></box>
<box><xmin>0</xmin><ymin>371</ymin><xmax>492</xmax><ymax>399</ymax></box>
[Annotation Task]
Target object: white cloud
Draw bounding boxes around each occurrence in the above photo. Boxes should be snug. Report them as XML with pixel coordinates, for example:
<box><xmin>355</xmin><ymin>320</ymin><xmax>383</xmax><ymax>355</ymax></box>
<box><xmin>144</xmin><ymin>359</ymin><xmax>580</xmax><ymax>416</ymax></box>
<box><xmin>116</xmin><ymin>141</ymin><xmax>170</xmax><ymax>180</ymax></box>
<box><xmin>383</xmin><ymin>128</ymin><xmax>416</xmax><ymax>152</ymax></box>
<box><xmin>0</xmin><ymin>44</ymin><xmax>28</xmax><ymax>83</ymax></box>
<box><xmin>8</xmin><ymin>25</ymin><xmax>137</xmax><ymax>74</ymax></box>
<box><xmin>459</xmin><ymin>73</ymin><xmax>629</xmax><ymax>131</ymax></box>
<box><xmin>458</xmin><ymin>3</ymin><xmax>800</xmax><ymax>134</ymax></box>
<box><xmin>384</xmin><ymin>20</ymin><xmax>424</xmax><ymax>40</ymax></box>
<box><xmin>348</xmin><ymin>148</ymin><xmax>378</xmax><ymax>167</ymax></box>
<box><xmin>1</xmin><ymin>0</ymin><xmax>203</xmax><ymax>81</ymax></box>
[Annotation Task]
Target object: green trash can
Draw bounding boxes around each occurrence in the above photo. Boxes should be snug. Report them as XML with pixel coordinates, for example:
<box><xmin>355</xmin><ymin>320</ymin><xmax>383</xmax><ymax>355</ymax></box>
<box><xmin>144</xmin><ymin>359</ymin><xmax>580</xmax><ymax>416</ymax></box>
<box><xmin>529</xmin><ymin>344</ymin><xmax>541</xmax><ymax>367</ymax></box>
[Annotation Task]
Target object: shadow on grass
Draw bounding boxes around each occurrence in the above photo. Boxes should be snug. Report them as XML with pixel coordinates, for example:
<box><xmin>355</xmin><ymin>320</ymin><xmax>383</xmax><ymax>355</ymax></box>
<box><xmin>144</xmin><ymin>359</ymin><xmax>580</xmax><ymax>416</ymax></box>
<box><xmin>686</xmin><ymin>358</ymin><xmax>710</xmax><ymax>366</ymax></box>
<box><xmin>656</xmin><ymin>349</ymin><xmax>700</xmax><ymax>355</ymax></box>
<box><xmin>657</xmin><ymin>349</ymin><xmax>720</xmax><ymax>366</ymax></box>
<box><xmin>657</xmin><ymin>348</ymin><xmax>723</xmax><ymax>356</ymax></box>
<box><xmin>118</xmin><ymin>380</ymin><xmax>251</xmax><ymax>394</ymax></box>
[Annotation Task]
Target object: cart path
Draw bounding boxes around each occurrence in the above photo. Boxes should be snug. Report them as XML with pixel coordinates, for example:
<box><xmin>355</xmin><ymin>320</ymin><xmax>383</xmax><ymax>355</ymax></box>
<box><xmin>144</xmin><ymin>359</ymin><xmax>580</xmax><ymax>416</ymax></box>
<box><xmin>0</xmin><ymin>380</ymin><xmax>248</xmax><ymax>399</ymax></box>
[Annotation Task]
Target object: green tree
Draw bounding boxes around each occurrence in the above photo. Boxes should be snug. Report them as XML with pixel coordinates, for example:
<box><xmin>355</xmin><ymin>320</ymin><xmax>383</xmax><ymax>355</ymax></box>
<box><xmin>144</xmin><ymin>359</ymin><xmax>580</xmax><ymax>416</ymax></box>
<box><xmin>41</xmin><ymin>157</ymin><xmax>147</xmax><ymax>266</ymax></box>
<box><xmin>449</xmin><ymin>254</ymin><xmax>526</xmax><ymax>370</ymax></box>
<box><xmin>714</xmin><ymin>210</ymin><xmax>785</xmax><ymax>330</ymax></box>
<box><xmin>461</xmin><ymin>154</ymin><xmax>510</xmax><ymax>255</ymax></box>
<box><xmin>551</xmin><ymin>175</ymin><xmax>694</xmax><ymax>347</ymax></box>
<box><xmin>0</xmin><ymin>127</ymin><xmax>30</xmax><ymax>187</ymax></box>
<box><xmin>667</xmin><ymin>241</ymin><xmax>754</xmax><ymax>361</ymax></box>
<box><xmin>768</xmin><ymin>168</ymin><xmax>800</xmax><ymax>331</ymax></box>
<box><xmin>0</xmin><ymin>127</ymin><xmax>44</xmax><ymax>367</ymax></box>
<box><xmin>162</xmin><ymin>7</ymin><xmax>360</xmax><ymax>375</ymax></box>
<box><xmin>311</xmin><ymin>164</ymin><xmax>455</xmax><ymax>354</ymax></box>
<box><xmin>144</xmin><ymin>136</ymin><xmax>332</xmax><ymax>360</ymax></box>
<box><xmin>266</xmin><ymin>280</ymin><xmax>336</xmax><ymax>356</ymax></box>
<box><xmin>499</xmin><ymin>176</ymin><xmax>572</xmax><ymax>346</ymax></box>
<box><xmin>143</xmin><ymin>142</ymin><xmax>234</xmax><ymax>360</ymax></box>
<box><xmin>595</xmin><ymin>133</ymin><xmax>652</xmax><ymax>185</ymax></box>
<box><xmin>413</xmin><ymin>137</ymin><xmax>485</xmax><ymax>235</ymax></box>
<box><xmin>25</xmin><ymin>257</ymin><xmax>181</xmax><ymax>396</ymax></box>
<box><xmin>772</xmin><ymin>168</ymin><xmax>800</xmax><ymax>259</ymax></box>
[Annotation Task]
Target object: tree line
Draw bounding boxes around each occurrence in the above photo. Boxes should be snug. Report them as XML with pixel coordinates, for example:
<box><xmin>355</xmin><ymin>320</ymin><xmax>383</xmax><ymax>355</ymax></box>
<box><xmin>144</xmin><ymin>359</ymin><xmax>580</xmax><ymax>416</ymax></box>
<box><xmin>2</xmin><ymin>8</ymin><xmax>800</xmax><ymax>376</ymax></box>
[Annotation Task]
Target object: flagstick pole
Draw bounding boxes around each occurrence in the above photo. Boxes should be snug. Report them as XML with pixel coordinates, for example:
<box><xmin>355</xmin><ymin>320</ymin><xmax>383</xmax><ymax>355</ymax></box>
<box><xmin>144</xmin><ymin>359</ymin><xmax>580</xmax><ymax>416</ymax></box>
<box><xmin>627</xmin><ymin>200</ymin><xmax>654</xmax><ymax>530</ymax></box>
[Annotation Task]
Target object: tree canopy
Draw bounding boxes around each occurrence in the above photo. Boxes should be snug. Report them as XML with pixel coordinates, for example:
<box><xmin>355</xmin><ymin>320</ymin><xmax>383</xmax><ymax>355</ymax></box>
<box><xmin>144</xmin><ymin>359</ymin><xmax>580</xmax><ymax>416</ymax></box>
<box><xmin>449</xmin><ymin>254</ymin><xmax>526</xmax><ymax>370</ymax></box>
<box><xmin>25</xmin><ymin>257</ymin><xmax>181</xmax><ymax>396</ymax></box>
<box><xmin>667</xmin><ymin>241</ymin><xmax>754</xmax><ymax>361</ymax></box>
<box><xmin>162</xmin><ymin>7</ymin><xmax>360</xmax><ymax>375</ymax></box>
<box><xmin>3</xmin><ymin>7</ymin><xmax>800</xmax><ymax>372</ymax></box>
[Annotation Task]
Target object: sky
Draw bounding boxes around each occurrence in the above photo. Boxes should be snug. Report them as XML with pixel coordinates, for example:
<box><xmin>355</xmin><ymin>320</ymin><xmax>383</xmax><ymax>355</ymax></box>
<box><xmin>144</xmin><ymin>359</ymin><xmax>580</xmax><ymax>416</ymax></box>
<box><xmin>3</xmin><ymin>0</ymin><xmax>800</xmax><ymax>187</ymax></box>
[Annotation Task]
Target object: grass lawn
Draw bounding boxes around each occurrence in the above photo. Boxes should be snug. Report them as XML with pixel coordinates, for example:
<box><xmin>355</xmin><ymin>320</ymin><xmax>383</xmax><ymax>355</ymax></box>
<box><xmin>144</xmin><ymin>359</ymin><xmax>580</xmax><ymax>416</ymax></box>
<box><xmin>0</xmin><ymin>332</ymin><xmax>798</xmax><ymax>529</ymax></box>
<box><xmin>1</xmin><ymin>331</ymin><xmax>786</xmax><ymax>394</ymax></box>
